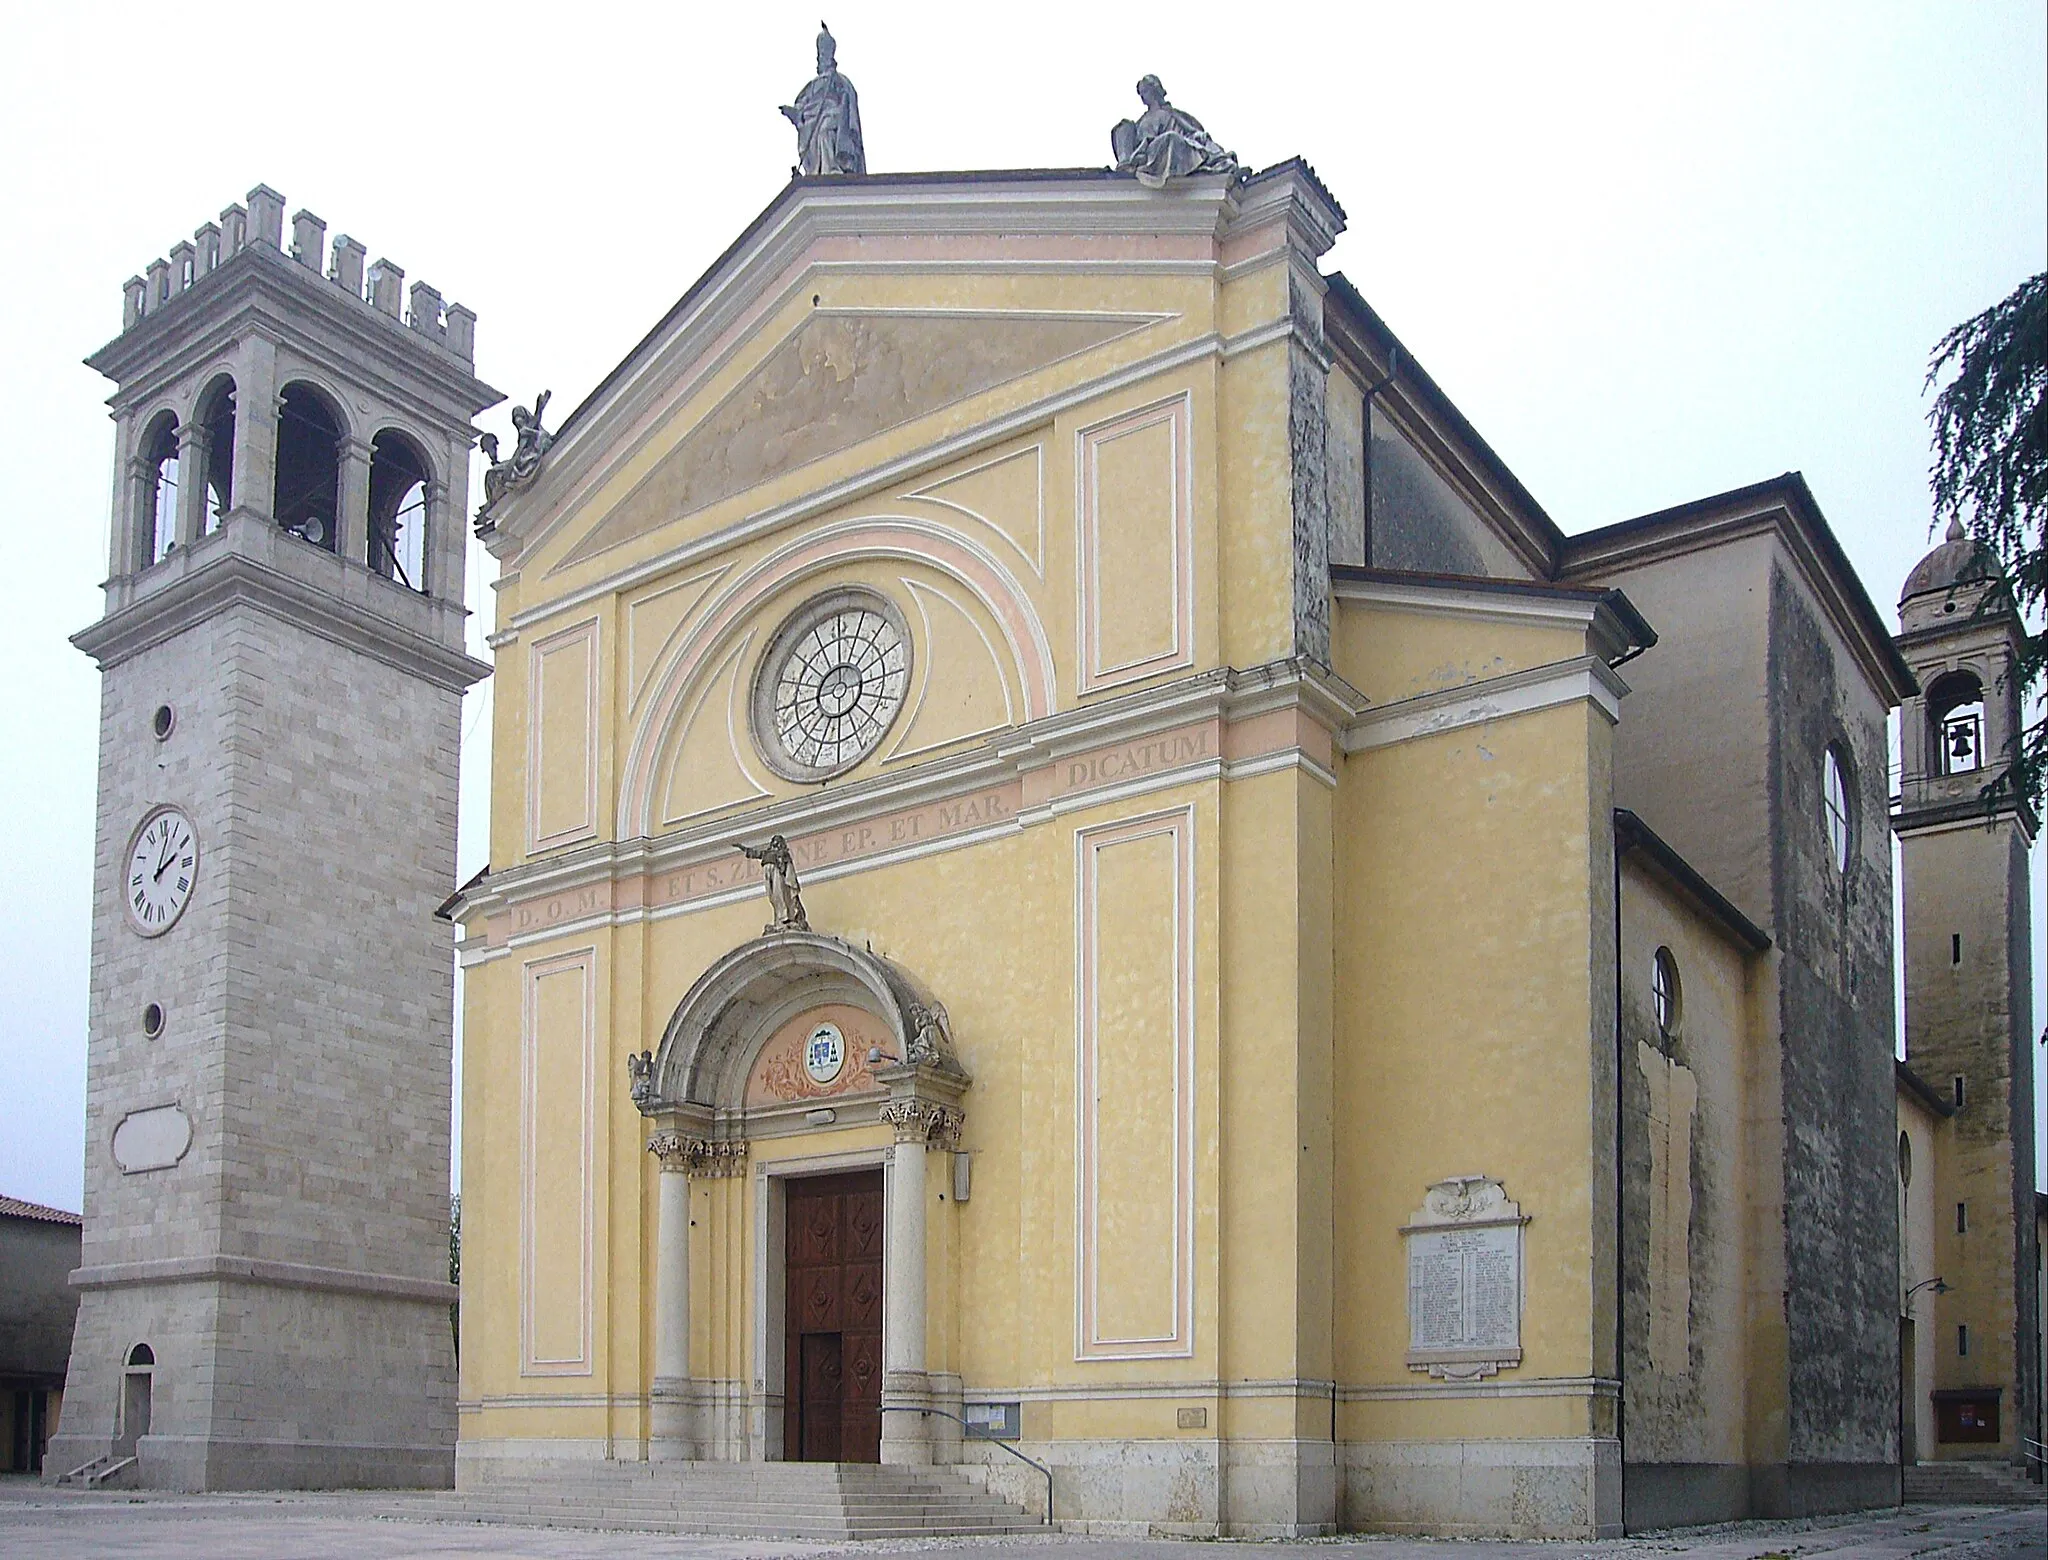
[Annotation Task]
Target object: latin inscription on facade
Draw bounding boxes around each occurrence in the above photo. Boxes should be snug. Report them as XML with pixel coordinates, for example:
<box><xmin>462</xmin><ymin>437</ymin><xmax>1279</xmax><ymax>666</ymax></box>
<box><xmin>1402</xmin><ymin>1175</ymin><xmax>1527</xmax><ymax>1380</ymax></box>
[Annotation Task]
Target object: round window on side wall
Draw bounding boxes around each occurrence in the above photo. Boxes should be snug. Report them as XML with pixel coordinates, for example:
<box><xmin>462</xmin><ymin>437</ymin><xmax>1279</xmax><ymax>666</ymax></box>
<box><xmin>151</xmin><ymin>704</ymin><xmax>175</xmax><ymax>741</ymax></box>
<box><xmin>1651</xmin><ymin>947</ymin><xmax>1681</xmax><ymax>1039</ymax></box>
<box><xmin>1898</xmin><ymin>1131</ymin><xmax>1913</xmax><ymax>1188</ymax></box>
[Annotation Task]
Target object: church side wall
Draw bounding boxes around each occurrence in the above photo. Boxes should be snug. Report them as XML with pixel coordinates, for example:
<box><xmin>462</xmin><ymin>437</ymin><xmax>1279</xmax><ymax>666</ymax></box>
<box><xmin>1898</xmin><ymin>1090</ymin><xmax>1940</xmax><ymax>1464</ymax></box>
<box><xmin>1589</xmin><ymin>534</ymin><xmax>1776</xmax><ymax>924</ymax></box>
<box><xmin>1616</xmin><ymin>861</ymin><xmax>1755</xmax><ymax>1528</ymax></box>
<box><xmin>1330</xmin><ymin>688</ymin><xmax>1620</xmax><ymax>1539</ymax></box>
<box><xmin>1366</xmin><ymin>405</ymin><xmax>1535</xmax><ymax>579</ymax></box>
<box><xmin>1763</xmin><ymin>557</ymin><xmax>1900</xmax><ymax>1510</ymax></box>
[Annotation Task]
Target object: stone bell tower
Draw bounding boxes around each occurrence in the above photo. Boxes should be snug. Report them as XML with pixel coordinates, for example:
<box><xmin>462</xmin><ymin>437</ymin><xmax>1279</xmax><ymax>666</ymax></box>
<box><xmin>1892</xmin><ymin>518</ymin><xmax>2040</xmax><ymax>1467</ymax></box>
<box><xmin>50</xmin><ymin>185</ymin><xmax>499</xmax><ymax>1489</ymax></box>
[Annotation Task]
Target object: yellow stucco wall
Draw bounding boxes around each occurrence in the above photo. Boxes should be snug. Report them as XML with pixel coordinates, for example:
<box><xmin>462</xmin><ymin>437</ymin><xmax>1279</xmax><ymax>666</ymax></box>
<box><xmin>1332</xmin><ymin>692</ymin><xmax>1614</xmax><ymax>1444</ymax></box>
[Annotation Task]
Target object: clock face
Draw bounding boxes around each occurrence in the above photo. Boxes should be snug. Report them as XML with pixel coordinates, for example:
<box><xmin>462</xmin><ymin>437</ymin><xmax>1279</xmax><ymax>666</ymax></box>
<box><xmin>754</xmin><ymin>593</ymin><xmax>911</xmax><ymax>780</ymax></box>
<box><xmin>124</xmin><ymin>807</ymin><xmax>197</xmax><ymax>936</ymax></box>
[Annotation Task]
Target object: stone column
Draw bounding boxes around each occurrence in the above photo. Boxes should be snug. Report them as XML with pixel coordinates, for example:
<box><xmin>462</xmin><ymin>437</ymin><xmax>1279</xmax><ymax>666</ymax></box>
<box><xmin>652</xmin><ymin>1136</ymin><xmax>693</xmax><ymax>1381</ymax></box>
<box><xmin>424</xmin><ymin>479</ymin><xmax>453</xmax><ymax>600</ymax></box>
<box><xmin>646</xmin><ymin>1133</ymin><xmax>745</xmax><ymax>1461</ymax></box>
<box><xmin>227</xmin><ymin>332</ymin><xmax>279</xmax><ymax>528</ymax></box>
<box><xmin>337</xmin><ymin>438</ymin><xmax>372</xmax><ymax>570</ymax></box>
<box><xmin>114</xmin><ymin>429</ymin><xmax>147</xmax><ymax>575</ymax></box>
<box><xmin>648</xmin><ymin>1132</ymin><xmax>697</xmax><ymax>1461</ymax></box>
<box><xmin>174</xmin><ymin>419</ymin><xmax>207</xmax><ymax>549</ymax></box>
<box><xmin>878</xmin><ymin>1099</ymin><xmax>961</xmax><ymax>1466</ymax></box>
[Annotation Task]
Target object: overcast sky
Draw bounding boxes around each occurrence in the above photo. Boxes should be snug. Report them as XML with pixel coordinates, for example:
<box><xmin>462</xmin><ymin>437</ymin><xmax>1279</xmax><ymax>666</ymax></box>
<box><xmin>1</xmin><ymin>2</ymin><xmax>2042</xmax><ymax>1213</ymax></box>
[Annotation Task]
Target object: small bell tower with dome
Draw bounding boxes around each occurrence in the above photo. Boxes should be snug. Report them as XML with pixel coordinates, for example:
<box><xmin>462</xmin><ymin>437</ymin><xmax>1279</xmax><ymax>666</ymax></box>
<box><xmin>50</xmin><ymin>185</ymin><xmax>499</xmax><ymax>1490</ymax></box>
<box><xmin>1891</xmin><ymin>516</ymin><xmax>2039</xmax><ymax>1468</ymax></box>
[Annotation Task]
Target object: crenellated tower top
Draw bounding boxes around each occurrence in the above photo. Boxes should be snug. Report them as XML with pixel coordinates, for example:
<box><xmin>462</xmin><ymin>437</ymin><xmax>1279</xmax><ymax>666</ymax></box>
<box><xmin>118</xmin><ymin>182</ymin><xmax>477</xmax><ymax>361</ymax></box>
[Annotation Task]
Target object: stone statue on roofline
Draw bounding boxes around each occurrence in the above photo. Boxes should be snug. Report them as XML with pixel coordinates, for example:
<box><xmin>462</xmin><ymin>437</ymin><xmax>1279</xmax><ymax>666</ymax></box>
<box><xmin>1111</xmin><ymin>75</ymin><xmax>1240</xmax><ymax>189</ymax></box>
<box><xmin>783</xmin><ymin>22</ymin><xmax>866</xmax><ymax>177</ymax></box>
<box><xmin>479</xmin><ymin>389</ymin><xmax>555</xmax><ymax>510</ymax></box>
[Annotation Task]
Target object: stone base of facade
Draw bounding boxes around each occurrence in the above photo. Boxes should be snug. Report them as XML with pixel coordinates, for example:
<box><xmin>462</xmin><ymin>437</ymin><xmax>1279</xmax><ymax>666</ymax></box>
<box><xmin>1623</xmin><ymin>1461</ymin><xmax>1752</xmax><ymax>1530</ymax></box>
<box><xmin>1622</xmin><ymin>1460</ymin><xmax>1902</xmax><ymax>1530</ymax></box>
<box><xmin>958</xmin><ymin>1436</ymin><xmax>1337</xmax><ymax>1536</ymax></box>
<box><xmin>50</xmin><ymin>1273</ymin><xmax>455</xmax><ymax>1491</ymax></box>
<box><xmin>451</xmin><ymin>1437</ymin><xmax>1894</xmax><ymax>1538</ymax></box>
<box><xmin>1747</xmin><ymin>1460</ymin><xmax>1900</xmax><ymax>1519</ymax></box>
<box><xmin>648</xmin><ymin>1377</ymin><xmax>753</xmax><ymax>1462</ymax></box>
<box><xmin>47</xmin><ymin>1430</ymin><xmax>452</xmax><ymax>1490</ymax></box>
<box><xmin>1341</xmin><ymin>1437</ymin><xmax>1623</xmax><ymax>1539</ymax></box>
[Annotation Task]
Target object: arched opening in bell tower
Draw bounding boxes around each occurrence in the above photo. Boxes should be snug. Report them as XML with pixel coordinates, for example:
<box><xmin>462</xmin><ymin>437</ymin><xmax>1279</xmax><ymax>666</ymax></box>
<box><xmin>140</xmin><ymin>412</ymin><xmax>179</xmax><ymax>567</ymax></box>
<box><xmin>367</xmin><ymin>429</ymin><xmax>431</xmax><ymax>592</ymax></box>
<box><xmin>194</xmin><ymin>375</ymin><xmax>235</xmax><ymax>534</ymax></box>
<box><xmin>273</xmin><ymin>382</ymin><xmax>343</xmax><ymax>551</ymax></box>
<box><xmin>1925</xmin><ymin>670</ymin><xmax>1987</xmax><ymax>776</ymax></box>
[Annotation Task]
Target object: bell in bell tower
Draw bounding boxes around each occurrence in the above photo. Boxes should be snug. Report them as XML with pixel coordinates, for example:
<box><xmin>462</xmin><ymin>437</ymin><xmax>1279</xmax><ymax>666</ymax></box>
<box><xmin>1891</xmin><ymin>515</ymin><xmax>2040</xmax><ymax>1471</ymax></box>
<box><xmin>51</xmin><ymin>184</ymin><xmax>499</xmax><ymax>1490</ymax></box>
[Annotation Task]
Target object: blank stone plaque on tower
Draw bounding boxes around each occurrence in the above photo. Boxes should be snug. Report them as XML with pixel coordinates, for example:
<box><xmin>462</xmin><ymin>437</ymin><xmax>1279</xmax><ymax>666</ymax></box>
<box><xmin>50</xmin><ymin>185</ymin><xmax>498</xmax><ymax>1490</ymax></box>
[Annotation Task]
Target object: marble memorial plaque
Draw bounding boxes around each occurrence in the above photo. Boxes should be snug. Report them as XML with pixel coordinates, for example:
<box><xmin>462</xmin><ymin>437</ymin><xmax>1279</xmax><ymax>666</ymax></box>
<box><xmin>1402</xmin><ymin>1175</ymin><xmax>1527</xmax><ymax>1380</ymax></box>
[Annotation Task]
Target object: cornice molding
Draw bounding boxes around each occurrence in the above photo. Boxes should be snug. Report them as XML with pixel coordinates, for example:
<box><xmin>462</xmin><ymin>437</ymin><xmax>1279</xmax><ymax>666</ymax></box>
<box><xmin>1341</xmin><ymin>655</ymin><xmax>1627</xmax><ymax>754</ymax></box>
<box><xmin>70</xmin><ymin>1253</ymin><xmax>456</xmax><ymax>1306</ymax></box>
<box><xmin>449</xmin><ymin>659</ymin><xmax>1356</xmax><ymax>936</ymax></box>
<box><xmin>73</xmin><ymin>517</ymin><xmax>490</xmax><ymax>693</ymax></box>
<box><xmin>1332</xmin><ymin>573</ymin><xmax>1647</xmax><ymax>664</ymax></box>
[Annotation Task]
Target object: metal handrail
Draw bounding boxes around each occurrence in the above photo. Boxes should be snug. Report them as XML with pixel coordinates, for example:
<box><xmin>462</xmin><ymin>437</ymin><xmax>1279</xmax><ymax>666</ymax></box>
<box><xmin>877</xmin><ymin>1405</ymin><xmax>1054</xmax><ymax>1525</ymax></box>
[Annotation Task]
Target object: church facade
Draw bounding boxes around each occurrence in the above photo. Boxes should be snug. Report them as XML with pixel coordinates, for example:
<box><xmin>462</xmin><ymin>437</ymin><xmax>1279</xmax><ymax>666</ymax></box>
<box><xmin>446</xmin><ymin>130</ymin><xmax>1947</xmax><ymax>1534</ymax></box>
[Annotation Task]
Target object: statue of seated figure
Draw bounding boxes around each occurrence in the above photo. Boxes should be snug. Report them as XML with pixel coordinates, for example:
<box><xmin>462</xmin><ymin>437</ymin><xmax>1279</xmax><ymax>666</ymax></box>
<box><xmin>1111</xmin><ymin>75</ymin><xmax>1239</xmax><ymax>189</ymax></box>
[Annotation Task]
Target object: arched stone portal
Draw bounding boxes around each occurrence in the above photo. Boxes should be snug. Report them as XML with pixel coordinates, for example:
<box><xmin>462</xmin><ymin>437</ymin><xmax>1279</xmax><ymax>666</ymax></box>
<box><xmin>632</xmin><ymin>931</ymin><xmax>966</xmax><ymax>1465</ymax></box>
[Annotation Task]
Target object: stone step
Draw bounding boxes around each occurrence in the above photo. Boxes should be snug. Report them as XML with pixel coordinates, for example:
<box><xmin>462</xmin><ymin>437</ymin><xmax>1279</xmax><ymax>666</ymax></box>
<box><xmin>401</xmin><ymin>1511</ymin><xmax>1042</xmax><ymax>1539</ymax></box>
<box><xmin>439</xmin><ymin>1498</ymin><xmax>1023</xmax><ymax>1519</ymax></box>
<box><xmin>405</xmin><ymin>1503</ymin><xmax>1039</xmax><ymax>1534</ymax></box>
<box><xmin>1904</xmin><ymin>1462</ymin><xmax>2045</xmax><ymax>1504</ymax></box>
<box><xmin>418</xmin><ymin>1458</ymin><xmax>1042</xmax><ymax>1538</ymax></box>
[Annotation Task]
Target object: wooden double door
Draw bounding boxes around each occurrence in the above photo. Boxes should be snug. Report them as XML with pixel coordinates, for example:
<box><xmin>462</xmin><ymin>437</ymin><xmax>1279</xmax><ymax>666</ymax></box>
<box><xmin>783</xmin><ymin>1170</ymin><xmax>884</xmax><ymax>1461</ymax></box>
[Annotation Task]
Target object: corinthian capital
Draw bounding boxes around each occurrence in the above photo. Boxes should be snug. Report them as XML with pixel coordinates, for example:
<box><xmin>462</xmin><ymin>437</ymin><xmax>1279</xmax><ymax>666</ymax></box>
<box><xmin>880</xmin><ymin>1099</ymin><xmax>964</xmax><ymax>1149</ymax></box>
<box><xmin>646</xmin><ymin>1131</ymin><xmax>701</xmax><ymax>1174</ymax></box>
<box><xmin>699</xmin><ymin>1139</ymin><xmax>750</xmax><ymax>1178</ymax></box>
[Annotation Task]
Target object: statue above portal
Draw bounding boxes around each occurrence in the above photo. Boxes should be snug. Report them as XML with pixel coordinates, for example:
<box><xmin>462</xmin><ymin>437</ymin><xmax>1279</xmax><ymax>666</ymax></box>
<box><xmin>480</xmin><ymin>389</ymin><xmax>555</xmax><ymax>510</ymax></box>
<box><xmin>782</xmin><ymin>23</ymin><xmax>866</xmax><ymax>177</ymax></box>
<box><xmin>735</xmin><ymin>834</ymin><xmax>810</xmax><ymax>933</ymax></box>
<box><xmin>1111</xmin><ymin>76</ymin><xmax>1239</xmax><ymax>190</ymax></box>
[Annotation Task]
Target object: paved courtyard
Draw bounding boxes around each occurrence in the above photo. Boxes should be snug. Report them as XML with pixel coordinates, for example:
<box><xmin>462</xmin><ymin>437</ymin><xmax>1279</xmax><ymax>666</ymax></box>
<box><xmin>0</xmin><ymin>1482</ymin><xmax>2040</xmax><ymax>1560</ymax></box>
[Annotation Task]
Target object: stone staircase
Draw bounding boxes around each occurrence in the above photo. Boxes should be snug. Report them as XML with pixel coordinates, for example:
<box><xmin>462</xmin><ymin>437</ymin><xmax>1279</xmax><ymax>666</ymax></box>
<box><xmin>395</xmin><ymin>1459</ymin><xmax>1043</xmax><ymax>1538</ymax></box>
<box><xmin>1904</xmin><ymin>1460</ymin><xmax>2045</xmax><ymax>1504</ymax></box>
<box><xmin>53</xmin><ymin>1454</ymin><xmax>135</xmax><ymax>1489</ymax></box>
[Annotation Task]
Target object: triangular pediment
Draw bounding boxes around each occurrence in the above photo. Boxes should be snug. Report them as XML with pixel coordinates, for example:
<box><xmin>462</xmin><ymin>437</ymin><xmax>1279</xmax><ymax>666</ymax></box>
<box><xmin>555</xmin><ymin>308</ymin><xmax>1153</xmax><ymax>570</ymax></box>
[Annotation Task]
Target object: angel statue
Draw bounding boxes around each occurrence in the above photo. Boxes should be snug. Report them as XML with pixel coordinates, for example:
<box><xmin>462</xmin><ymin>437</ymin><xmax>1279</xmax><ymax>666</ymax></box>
<box><xmin>782</xmin><ymin>22</ymin><xmax>866</xmax><ymax>177</ymax></box>
<box><xmin>481</xmin><ymin>389</ymin><xmax>556</xmax><ymax>507</ymax></box>
<box><xmin>735</xmin><ymin>834</ymin><xmax>810</xmax><ymax>933</ymax></box>
<box><xmin>627</xmin><ymin>1049</ymin><xmax>657</xmax><ymax>1110</ymax></box>
<box><xmin>904</xmin><ymin>1001</ymin><xmax>953</xmax><ymax>1068</ymax></box>
<box><xmin>1111</xmin><ymin>76</ymin><xmax>1240</xmax><ymax>190</ymax></box>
